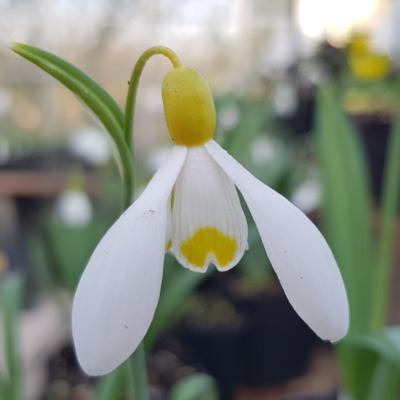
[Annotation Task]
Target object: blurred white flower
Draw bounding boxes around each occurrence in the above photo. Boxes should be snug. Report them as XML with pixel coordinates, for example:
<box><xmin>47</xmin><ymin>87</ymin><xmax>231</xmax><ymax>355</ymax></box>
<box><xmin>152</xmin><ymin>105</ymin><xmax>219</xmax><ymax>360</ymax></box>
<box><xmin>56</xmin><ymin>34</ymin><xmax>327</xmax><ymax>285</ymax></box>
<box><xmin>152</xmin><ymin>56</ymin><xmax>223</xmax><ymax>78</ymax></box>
<box><xmin>69</xmin><ymin>126</ymin><xmax>111</xmax><ymax>166</ymax></box>
<box><xmin>56</xmin><ymin>190</ymin><xmax>93</xmax><ymax>227</ymax></box>
<box><xmin>219</xmin><ymin>104</ymin><xmax>240</xmax><ymax>130</ymax></box>
<box><xmin>291</xmin><ymin>180</ymin><xmax>321</xmax><ymax>214</ymax></box>
<box><xmin>147</xmin><ymin>147</ymin><xmax>171</xmax><ymax>173</ymax></box>
<box><xmin>250</xmin><ymin>136</ymin><xmax>276</xmax><ymax>165</ymax></box>
<box><xmin>273</xmin><ymin>82</ymin><xmax>298</xmax><ymax>117</ymax></box>
<box><xmin>0</xmin><ymin>137</ymin><xmax>10</xmax><ymax>164</ymax></box>
<box><xmin>0</xmin><ymin>90</ymin><xmax>12</xmax><ymax>117</ymax></box>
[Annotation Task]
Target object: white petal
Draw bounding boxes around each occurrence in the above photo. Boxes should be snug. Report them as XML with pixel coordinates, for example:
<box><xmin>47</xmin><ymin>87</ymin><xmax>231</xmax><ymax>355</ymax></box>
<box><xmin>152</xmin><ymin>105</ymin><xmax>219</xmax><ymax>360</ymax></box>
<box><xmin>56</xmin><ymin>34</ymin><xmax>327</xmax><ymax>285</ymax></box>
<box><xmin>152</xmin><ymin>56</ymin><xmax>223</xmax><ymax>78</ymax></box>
<box><xmin>72</xmin><ymin>146</ymin><xmax>187</xmax><ymax>375</ymax></box>
<box><xmin>171</xmin><ymin>146</ymin><xmax>247</xmax><ymax>272</ymax></box>
<box><xmin>206</xmin><ymin>140</ymin><xmax>349</xmax><ymax>342</ymax></box>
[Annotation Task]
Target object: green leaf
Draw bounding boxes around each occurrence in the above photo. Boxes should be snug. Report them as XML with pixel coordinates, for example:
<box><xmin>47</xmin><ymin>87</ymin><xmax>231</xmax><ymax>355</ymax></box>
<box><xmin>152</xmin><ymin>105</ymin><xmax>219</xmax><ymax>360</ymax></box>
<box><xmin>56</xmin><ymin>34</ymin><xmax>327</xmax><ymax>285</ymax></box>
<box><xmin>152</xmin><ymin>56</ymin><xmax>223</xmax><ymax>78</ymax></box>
<box><xmin>315</xmin><ymin>86</ymin><xmax>373</xmax><ymax>335</ymax></box>
<box><xmin>11</xmin><ymin>43</ymin><xmax>124</xmax><ymax>130</ymax></box>
<box><xmin>11</xmin><ymin>43</ymin><xmax>134</xmax><ymax>206</ymax></box>
<box><xmin>96</xmin><ymin>367</ymin><xmax>126</xmax><ymax>400</ymax></box>
<box><xmin>223</xmin><ymin>100</ymin><xmax>267</xmax><ymax>168</ymax></box>
<box><xmin>337</xmin><ymin>343</ymin><xmax>378</xmax><ymax>400</ymax></box>
<box><xmin>315</xmin><ymin>87</ymin><xmax>374</xmax><ymax>398</ymax></box>
<box><xmin>373</xmin><ymin>114</ymin><xmax>400</xmax><ymax>328</ymax></box>
<box><xmin>368</xmin><ymin>359</ymin><xmax>400</xmax><ymax>400</ymax></box>
<box><xmin>0</xmin><ymin>274</ymin><xmax>24</xmax><ymax>400</ymax></box>
<box><xmin>44</xmin><ymin>220</ymin><xmax>108</xmax><ymax>291</ymax></box>
<box><xmin>145</xmin><ymin>255</ymin><xmax>211</xmax><ymax>349</ymax></box>
<box><xmin>96</xmin><ymin>359</ymin><xmax>139</xmax><ymax>400</ymax></box>
<box><xmin>169</xmin><ymin>374</ymin><xmax>219</xmax><ymax>400</ymax></box>
<box><xmin>0</xmin><ymin>377</ymin><xmax>11</xmax><ymax>399</ymax></box>
<box><xmin>343</xmin><ymin>327</ymin><xmax>400</xmax><ymax>399</ymax></box>
<box><xmin>349</xmin><ymin>327</ymin><xmax>400</xmax><ymax>366</ymax></box>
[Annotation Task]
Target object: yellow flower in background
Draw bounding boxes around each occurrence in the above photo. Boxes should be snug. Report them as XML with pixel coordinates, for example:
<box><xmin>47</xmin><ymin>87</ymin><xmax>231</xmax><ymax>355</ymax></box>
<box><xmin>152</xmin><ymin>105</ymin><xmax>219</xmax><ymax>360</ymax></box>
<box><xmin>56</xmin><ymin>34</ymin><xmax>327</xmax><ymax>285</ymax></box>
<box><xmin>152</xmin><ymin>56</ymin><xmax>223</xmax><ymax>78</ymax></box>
<box><xmin>349</xmin><ymin>32</ymin><xmax>391</xmax><ymax>80</ymax></box>
<box><xmin>72</xmin><ymin>60</ymin><xmax>349</xmax><ymax>376</ymax></box>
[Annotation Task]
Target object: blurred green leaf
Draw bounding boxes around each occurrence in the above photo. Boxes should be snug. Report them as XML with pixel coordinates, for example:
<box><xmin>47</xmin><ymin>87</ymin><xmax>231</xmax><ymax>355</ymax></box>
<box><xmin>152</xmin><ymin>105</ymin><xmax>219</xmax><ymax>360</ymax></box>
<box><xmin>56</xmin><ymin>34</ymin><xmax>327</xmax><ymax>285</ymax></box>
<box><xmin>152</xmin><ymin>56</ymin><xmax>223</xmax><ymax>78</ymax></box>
<box><xmin>0</xmin><ymin>274</ymin><xmax>23</xmax><ymax>400</ymax></box>
<box><xmin>373</xmin><ymin>115</ymin><xmax>400</xmax><ymax>328</ymax></box>
<box><xmin>345</xmin><ymin>327</ymin><xmax>400</xmax><ymax>399</ymax></box>
<box><xmin>223</xmin><ymin>100</ymin><xmax>267</xmax><ymax>168</ymax></box>
<box><xmin>368</xmin><ymin>359</ymin><xmax>400</xmax><ymax>400</ymax></box>
<box><xmin>145</xmin><ymin>255</ymin><xmax>211</xmax><ymax>349</ymax></box>
<box><xmin>11</xmin><ymin>43</ymin><xmax>133</xmax><ymax>205</ymax></box>
<box><xmin>315</xmin><ymin>86</ymin><xmax>374</xmax><ymax>399</ymax></box>
<box><xmin>11</xmin><ymin>43</ymin><xmax>124</xmax><ymax>130</ymax></box>
<box><xmin>0</xmin><ymin>376</ymin><xmax>11</xmax><ymax>399</ymax></box>
<box><xmin>338</xmin><ymin>344</ymin><xmax>378</xmax><ymax>400</ymax></box>
<box><xmin>169</xmin><ymin>373</ymin><xmax>218</xmax><ymax>400</ymax></box>
<box><xmin>349</xmin><ymin>327</ymin><xmax>400</xmax><ymax>366</ymax></box>
<box><xmin>96</xmin><ymin>359</ymin><xmax>137</xmax><ymax>400</ymax></box>
<box><xmin>239</xmin><ymin>223</ymin><xmax>272</xmax><ymax>281</ymax></box>
<box><xmin>96</xmin><ymin>367</ymin><xmax>126</xmax><ymax>400</ymax></box>
<box><xmin>315</xmin><ymin>86</ymin><xmax>373</xmax><ymax>334</ymax></box>
<box><xmin>44</xmin><ymin>220</ymin><xmax>108</xmax><ymax>290</ymax></box>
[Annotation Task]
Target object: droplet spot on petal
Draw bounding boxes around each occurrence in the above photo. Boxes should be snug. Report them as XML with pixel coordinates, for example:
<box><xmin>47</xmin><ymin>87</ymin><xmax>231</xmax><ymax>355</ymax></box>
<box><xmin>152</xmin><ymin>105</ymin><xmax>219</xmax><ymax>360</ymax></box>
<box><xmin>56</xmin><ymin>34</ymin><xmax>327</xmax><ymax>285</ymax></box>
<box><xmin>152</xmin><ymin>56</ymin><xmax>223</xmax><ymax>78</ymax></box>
<box><xmin>180</xmin><ymin>226</ymin><xmax>237</xmax><ymax>269</ymax></box>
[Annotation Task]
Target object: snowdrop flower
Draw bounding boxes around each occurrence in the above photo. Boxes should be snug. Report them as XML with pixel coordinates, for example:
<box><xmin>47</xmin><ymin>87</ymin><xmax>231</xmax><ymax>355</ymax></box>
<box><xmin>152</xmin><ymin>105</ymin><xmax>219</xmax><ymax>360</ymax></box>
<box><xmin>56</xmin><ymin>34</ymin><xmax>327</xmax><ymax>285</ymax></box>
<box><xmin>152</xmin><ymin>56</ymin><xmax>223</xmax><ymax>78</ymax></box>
<box><xmin>69</xmin><ymin>126</ymin><xmax>112</xmax><ymax>167</ymax></box>
<box><xmin>73</xmin><ymin>65</ymin><xmax>349</xmax><ymax>376</ymax></box>
<box><xmin>56</xmin><ymin>189</ymin><xmax>93</xmax><ymax>227</ymax></box>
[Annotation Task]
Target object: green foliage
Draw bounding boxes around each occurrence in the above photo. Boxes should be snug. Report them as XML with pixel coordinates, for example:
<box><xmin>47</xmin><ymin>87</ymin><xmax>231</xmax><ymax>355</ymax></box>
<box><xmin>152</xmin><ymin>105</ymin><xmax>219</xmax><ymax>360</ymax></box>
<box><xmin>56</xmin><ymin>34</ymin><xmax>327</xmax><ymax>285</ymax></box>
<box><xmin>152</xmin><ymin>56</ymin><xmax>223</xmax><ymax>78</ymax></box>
<box><xmin>316</xmin><ymin>87</ymin><xmax>400</xmax><ymax>399</ymax></box>
<box><xmin>11</xmin><ymin>43</ymin><xmax>133</xmax><ymax>206</ymax></box>
<box><xmin>45</xmin><ymin>220</ymin><xmax>108</xmax><ymax>290</ymax></box>
<box><xmin>146</xmin><ymin>255</ymin><xmax>210</xmax><ymax>349</ymax></box>
<box><xmin>316</xmin><ymin>86</ymin><xmax>373</xmax><ymax>335</ymax></box>
<box><xmin>0</xmin><ymin>274</ymin><xmax>23</xmax><ymax>400</ymax></box>
<box><xmin>346</xmin><ymin>327</ymin><xmax>400</xmax><ymax>399</ymax></box>
<box><xmin>373</xmin><ymin>115</ymin><xmax>400</xmax><ymax>328</ymax></box>
<box><xmin>169</xmin><ymin>373</ymin><xmax>219</xmax><ymax>400</ymax></box>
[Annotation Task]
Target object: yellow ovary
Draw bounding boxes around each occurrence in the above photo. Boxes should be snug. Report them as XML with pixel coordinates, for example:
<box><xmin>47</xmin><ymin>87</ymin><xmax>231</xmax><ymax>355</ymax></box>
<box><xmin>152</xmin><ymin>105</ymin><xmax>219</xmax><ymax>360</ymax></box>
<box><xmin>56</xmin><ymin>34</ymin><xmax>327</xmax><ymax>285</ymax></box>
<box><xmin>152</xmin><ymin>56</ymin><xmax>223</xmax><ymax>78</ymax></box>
<box><xmin>180</xmin><ymin>226</ymin><xmax>238</xmax><ymax>269</ymax></box>
<box><xmin>162</xmin><ymin>67</ymin><xmax>216</xmax><ymax>147</ymax></box>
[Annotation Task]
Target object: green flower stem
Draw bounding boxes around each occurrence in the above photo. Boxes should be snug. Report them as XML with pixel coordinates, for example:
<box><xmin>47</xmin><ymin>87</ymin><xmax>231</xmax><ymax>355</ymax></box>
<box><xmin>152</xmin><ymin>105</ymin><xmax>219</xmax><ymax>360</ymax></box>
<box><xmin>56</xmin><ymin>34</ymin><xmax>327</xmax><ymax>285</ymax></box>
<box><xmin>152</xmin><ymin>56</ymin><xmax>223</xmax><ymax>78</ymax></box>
<box><xmin>129</xmin><ymin>344</ymin><xmax>149</xmax><ymax>400</ymax></box>
<box><xmin>124</xmin><ymin>46</ymin><xmax>182</xmax><ymax>198</ymax></box>
<box><xmin>372</xmin><ymin>115</ymin><xmax>400</xmax><ymax>330</ymax></box>
<box><xmin>123</xmin><ymin>46</ymin><xmax>181</xmax><ymax>400</ymax></box>
<box><xmin>118</xmin><ymin>135</ymin><xmax>135</xmax><ymax>209</ymax></box>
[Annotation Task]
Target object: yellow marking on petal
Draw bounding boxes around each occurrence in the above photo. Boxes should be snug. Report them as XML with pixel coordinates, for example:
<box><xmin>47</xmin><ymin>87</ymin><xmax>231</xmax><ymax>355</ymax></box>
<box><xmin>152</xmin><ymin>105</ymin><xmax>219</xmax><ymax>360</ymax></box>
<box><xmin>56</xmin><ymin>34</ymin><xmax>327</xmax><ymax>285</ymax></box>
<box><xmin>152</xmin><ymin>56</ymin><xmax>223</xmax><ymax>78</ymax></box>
<box><xmin>181</xmin><ymin>226</ymin><xmax>237</xmax><ymax>269</ymax></box>
<box><xmin>166</xmin><ymin>239</ymin><xmax>172</xmax><ymax>252</ymax></box>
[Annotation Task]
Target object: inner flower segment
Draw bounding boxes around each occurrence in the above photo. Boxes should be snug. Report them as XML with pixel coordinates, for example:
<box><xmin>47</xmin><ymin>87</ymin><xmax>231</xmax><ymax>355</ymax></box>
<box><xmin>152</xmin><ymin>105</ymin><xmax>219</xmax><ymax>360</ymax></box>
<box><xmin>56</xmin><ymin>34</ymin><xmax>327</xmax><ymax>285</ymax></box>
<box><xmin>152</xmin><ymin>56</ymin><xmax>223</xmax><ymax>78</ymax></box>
<box><xmin>169</xmin><ymin>146</ymin><xmax>248</xmax><ymax>272</ymax></box>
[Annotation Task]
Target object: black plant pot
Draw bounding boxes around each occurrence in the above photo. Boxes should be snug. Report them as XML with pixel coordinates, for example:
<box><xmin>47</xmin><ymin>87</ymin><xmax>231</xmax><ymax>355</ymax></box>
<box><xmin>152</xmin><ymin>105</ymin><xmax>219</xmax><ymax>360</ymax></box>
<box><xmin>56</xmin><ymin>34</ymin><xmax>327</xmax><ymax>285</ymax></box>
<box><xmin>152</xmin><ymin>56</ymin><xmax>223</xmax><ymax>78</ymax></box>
<box><xmin>352</xmin><ymin>113</ymin><xmax>392</xmax><ymax>201</ymax></box>
<box><xmin>283</xmin><ymin>87</ymin><xmax>315</xmax><ymax>136</ymax></box>
<box><xmin>178</xmin><ymin>324</ymin><xmax>244</xmax><ymax>400</ymax></box>
<box><xmin>227</xmin><ymin>282</ymin><xmax>318</xmax><ymax>386</ymax></box>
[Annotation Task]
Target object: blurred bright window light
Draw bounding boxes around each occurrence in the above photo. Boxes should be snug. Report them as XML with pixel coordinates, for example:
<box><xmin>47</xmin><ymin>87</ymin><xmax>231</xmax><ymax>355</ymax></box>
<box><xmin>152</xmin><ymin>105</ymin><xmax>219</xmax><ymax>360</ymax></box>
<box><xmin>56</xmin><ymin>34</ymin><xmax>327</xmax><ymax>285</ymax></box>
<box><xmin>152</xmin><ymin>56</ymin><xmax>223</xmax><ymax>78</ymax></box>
<box><xmin>296</xmin><ymin>0</ymin><xmax>380</xmax><ymax>44</ymax></box>
<box><xmin>159</xmin><ymin>0</ymin><xmax>242</xmax><ymax>35</ymax></box>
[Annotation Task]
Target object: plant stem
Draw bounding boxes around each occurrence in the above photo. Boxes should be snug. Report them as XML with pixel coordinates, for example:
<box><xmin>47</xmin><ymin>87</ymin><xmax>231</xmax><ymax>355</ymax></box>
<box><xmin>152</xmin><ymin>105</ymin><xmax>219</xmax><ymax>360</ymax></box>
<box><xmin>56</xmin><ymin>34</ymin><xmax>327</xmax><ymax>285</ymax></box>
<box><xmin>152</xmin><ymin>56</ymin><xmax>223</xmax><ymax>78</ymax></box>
<box><xmin>125</xmin><ymin>46</ymin><xmax>181</xmax><ymax>148</ymax></box>
<box><xmin>123</xmin><ymin>46</ymin><xmax>181</xmax><ymax>399</ymax></box>
<box><xmin>129</xmin><ymin>344</ymin><xmax>149</xmax><ymax>400</ymax></box>
<box><xmin>124</xmin><ymin>46</ymin><xmax>182</xmax><ymax>198</ymax></box>
<box><xmin>372</xmin><ymin>114</ymin><xmax>400</xmax><ymax>330</ymax></box>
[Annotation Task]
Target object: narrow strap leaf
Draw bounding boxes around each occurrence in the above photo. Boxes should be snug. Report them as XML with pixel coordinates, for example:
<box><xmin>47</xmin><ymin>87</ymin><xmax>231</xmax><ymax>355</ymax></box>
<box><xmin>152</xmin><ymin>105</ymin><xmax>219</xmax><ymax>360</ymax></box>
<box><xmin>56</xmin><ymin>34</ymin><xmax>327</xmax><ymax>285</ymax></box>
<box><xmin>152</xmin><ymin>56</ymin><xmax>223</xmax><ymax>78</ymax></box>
<box><xmin>11</xmin><ymin>43</ymin><xmax>134</xmax><ymax>206</ymax></box>
<box><xmin>1</xmin><ymin>274</ymin><xmax>23</xmax><ymax>400</ymax></box>
<box><xmin>12</xmin><ymin>43</ymin><xmax>124</xmax><ymax>129</ymax></box>
<box><xmin>373</xmin><ymin>114</ymin><xmax>400</xmax><ymax>328</ymax></box>
<box><xmin>315</xmin><ymin>86</ymin><xmax>373</xmax><ymax>335</ymax></box>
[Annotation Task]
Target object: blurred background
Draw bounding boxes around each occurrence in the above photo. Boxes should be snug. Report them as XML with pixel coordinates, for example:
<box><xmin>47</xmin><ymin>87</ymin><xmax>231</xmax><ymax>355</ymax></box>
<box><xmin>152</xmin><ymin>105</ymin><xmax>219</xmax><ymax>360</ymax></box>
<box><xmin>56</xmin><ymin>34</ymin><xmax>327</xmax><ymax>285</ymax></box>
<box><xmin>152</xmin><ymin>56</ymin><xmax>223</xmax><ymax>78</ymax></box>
<box><xmin>1</xmin><ymin>0</ymin><xmax>400</xmax><ymax>399</ymax></box>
